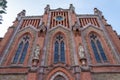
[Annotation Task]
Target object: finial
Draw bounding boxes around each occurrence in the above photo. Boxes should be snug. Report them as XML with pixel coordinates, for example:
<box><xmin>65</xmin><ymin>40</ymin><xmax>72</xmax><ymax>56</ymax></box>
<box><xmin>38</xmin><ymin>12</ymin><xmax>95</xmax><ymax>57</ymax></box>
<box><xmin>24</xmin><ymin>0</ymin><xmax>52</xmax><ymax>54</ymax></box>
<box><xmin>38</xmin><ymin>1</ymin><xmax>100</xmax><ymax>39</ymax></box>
<box><xmin>94</xmin><ymin>8</ymin><xmax>103</xmax><ymax>19</ymax></box>
<box><xmin>44</xmin><ymin>4</ymin><xmax>50</xmax><ymax>14</ymax></box>
<box><xmin>69</xmin><ymin>4</ymin><xmax>75</xmax><ymax>13</ymax></box>
<box><xmin>17</xmin><ymin>10</ymin><xmax>26</xmax><ymax>21</ymax></box>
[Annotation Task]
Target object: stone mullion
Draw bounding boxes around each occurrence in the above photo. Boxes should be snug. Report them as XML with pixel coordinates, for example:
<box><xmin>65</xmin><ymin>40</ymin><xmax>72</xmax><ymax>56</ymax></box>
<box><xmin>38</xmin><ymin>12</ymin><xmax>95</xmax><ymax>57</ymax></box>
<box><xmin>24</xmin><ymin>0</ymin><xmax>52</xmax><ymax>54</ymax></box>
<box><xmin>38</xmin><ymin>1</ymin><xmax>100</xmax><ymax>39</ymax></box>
<box><xmin>17</xmin><ymin>40</ymin><xmax>25</xmax><ymax>64</ymax></box>
<box><xmin>58</xmin><ymin>41</ymin><xmax>61</xmax><ymax>62</ymax></box>
<box><xmin>94</xmin><ymin>39</ymin><xmax>103</xmax><ymax>63</ymax></box>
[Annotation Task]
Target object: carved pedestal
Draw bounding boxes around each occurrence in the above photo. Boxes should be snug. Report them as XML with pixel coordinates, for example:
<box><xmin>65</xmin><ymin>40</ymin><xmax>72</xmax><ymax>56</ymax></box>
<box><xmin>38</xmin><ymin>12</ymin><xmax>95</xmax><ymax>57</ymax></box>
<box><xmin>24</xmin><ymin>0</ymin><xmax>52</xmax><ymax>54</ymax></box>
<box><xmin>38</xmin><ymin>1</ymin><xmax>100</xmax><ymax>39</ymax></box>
<box><xmin>32</xmin><ymin>58</ymin><xmax>39</xmax><ymax>67</ymax></box>
<box><xmin>80</xmin><ymin>58</ymin><xmax>87</xmax><ymax>66</ymax></box>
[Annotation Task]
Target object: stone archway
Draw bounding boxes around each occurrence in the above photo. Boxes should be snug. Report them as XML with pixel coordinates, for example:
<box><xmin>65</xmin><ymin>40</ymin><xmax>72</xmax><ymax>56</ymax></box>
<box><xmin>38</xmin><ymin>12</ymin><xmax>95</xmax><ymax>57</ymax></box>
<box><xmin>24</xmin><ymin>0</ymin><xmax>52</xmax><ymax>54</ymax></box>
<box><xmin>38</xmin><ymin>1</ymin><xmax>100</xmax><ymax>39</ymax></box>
<box><xmin>54</xmin><ymin>75</ymin><xmax>65</xmax><ymax>80</ymax></box>
<box><xmin>50</xmin><ymin>72</ymin><xmax>69</xmax><ymax>80</ymax></box>
<box><xmin>45</xmin><ymin>65</ymin><xmax>75</xmax><ymax>80</ymax></box>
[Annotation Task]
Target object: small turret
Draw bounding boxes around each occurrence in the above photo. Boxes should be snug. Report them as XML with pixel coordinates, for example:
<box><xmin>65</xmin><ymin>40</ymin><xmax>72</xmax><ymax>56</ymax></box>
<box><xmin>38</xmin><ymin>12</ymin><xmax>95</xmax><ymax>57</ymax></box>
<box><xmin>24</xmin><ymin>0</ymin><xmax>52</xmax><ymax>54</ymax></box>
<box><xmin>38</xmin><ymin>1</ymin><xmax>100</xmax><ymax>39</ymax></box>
<box><xmin>94</xmin><ymin>8</ymin><xmax>103</xmax><ymax>19</ymax></box>
<box><xmin>44</xmin><ymin>4</ymin><xmax>50</xmax><ymax>14</ymax></box>
<box><xmin>16</xmin><ymin>10</ymin><xmax>26</xmax><ymax>21</ymax></box>
<box><xmin>69</xmin><ymin>4</ymin><xmax>75</xmax><ymax>13</ymax></box>
<box><xmin>94</xmin><ymin>8</ymin><xmax>109</xmax><ymax>25</ymax></box>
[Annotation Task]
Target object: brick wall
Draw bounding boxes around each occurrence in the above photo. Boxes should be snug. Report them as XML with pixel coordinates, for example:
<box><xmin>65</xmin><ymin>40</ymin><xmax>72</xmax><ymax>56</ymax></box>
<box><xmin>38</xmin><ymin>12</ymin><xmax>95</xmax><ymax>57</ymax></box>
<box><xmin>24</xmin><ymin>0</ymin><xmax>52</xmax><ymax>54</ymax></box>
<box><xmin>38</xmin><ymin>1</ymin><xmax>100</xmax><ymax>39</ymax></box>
<box><xmin>105</xmin><ymin>25</ymin><xmax>120</xmax><ymax>54</ymax></box>
<box><xmin>0</xmin><ymin>27</ymin><xmax>14</xmax><ymax>55</ymax></box>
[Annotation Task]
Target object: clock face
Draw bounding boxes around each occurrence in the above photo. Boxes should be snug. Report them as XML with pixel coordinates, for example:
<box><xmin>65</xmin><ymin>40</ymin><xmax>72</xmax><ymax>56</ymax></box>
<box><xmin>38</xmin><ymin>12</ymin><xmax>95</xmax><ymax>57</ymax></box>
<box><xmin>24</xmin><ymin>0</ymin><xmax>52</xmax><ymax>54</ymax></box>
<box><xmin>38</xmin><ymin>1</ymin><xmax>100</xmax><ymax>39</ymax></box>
<box><xmin>55</xmin><ymin>16</ymin><xmax>64</xmax><ymax>21</ymax></box>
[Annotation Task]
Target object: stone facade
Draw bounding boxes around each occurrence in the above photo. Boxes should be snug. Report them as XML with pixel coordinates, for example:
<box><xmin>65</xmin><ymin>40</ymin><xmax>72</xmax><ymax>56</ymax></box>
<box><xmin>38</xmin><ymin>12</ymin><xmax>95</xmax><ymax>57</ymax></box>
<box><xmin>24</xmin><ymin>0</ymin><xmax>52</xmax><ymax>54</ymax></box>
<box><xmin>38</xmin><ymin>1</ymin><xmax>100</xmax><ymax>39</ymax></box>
<box><xmin>0</xmin><ymin>4</ymin><xmax>120</xmax><ymax>80</ymax></box>
<box><xmin>0</xmin><ymin>75</ymin><xmax>26</xmax><ymax>80</ymax></box>
<box><xmin>92</xmin><ymin>73</ymin><xmax>120</xmax><ymax>80</ymax></box>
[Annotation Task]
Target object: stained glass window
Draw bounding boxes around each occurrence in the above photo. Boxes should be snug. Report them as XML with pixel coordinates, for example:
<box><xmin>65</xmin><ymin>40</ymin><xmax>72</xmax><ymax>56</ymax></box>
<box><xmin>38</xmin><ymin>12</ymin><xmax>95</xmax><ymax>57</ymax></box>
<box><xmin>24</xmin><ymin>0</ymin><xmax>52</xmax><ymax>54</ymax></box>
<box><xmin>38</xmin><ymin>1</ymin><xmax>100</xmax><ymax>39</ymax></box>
<box><xmin>60</xmin><ymin>41</ymin><xmax>65</xmax><ymax>62</ymax></box>
<box><xmin>19</xmin><ymin>41</ymin><xmax>29</xmax><ymax>63</ymax></box>
<box><xmin>90</xmin><ymin>33</ymin><xmax>107</xmax><ymax>63</ymax></box>
<box><xmin>54</xmin><ymin>41</ymin><xmax>59</xmax><ymax>63</ymax></box>
<box><xmin>97</xmin><ymin>40</ymin><xmax>107</xmax><ymax>62</ymax></box>
<box><xmin>91</xmin><ymin>40</ymin><xmax>101</xmax><ymax>62</ymax></box>
<box><xmin>54</xmin><ymin>34</ymin><xmax>65</xmax><ymax>63</ymax></box>
<box><xmin>13</xmin><ymin>35</ymin><xmax>30</xmax><ymax>64</ymax></box>
<box><xmin>13</xmin><ymin>41</ymin><xmax>23</xmax><ymax>63</ymax></box>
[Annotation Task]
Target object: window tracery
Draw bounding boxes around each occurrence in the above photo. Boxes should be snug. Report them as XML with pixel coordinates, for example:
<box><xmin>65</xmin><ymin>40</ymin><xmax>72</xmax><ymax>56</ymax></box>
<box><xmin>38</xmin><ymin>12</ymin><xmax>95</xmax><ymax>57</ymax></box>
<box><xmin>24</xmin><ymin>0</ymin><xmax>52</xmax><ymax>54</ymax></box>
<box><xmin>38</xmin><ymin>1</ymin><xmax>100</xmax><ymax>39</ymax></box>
<box><xmin>13</xmin><ymin>35</ymin><xmax>30</xmax><ymax>64</ymax></box>
<box><xmin>54</xmin><ymin>34</ymin><xmax>65</xmax><ymax>63</ymax></box>
<box><xmin>90</xmin><ymin>33</ymin><xmax>107</xmax><ymax>63</ymax></box>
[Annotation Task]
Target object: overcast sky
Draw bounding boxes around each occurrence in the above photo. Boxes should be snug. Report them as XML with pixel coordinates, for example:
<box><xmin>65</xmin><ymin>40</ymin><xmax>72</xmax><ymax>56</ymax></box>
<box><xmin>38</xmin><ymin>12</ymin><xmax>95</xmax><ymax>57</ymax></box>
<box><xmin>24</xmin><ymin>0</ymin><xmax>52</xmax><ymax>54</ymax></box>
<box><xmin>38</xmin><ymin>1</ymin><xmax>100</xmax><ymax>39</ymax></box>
<box><xmin>0</xmin><ymin>0</ymin><xmax>120</xmax><ymax>37</ymax></box>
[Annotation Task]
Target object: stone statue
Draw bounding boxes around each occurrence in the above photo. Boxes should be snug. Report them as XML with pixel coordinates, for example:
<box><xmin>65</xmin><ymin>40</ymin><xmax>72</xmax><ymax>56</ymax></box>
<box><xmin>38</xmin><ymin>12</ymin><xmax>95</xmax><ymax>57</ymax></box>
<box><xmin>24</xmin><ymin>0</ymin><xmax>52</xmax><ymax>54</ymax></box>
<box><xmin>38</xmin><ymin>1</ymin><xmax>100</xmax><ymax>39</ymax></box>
<box><xmin>34</xmin><ymin>45</ymin><xmax>40</xmax><ymax>59</ymax></box>
<box><xmin>78</xmin><ymin>44</ymin><xmax>85</xmax><ymax>59</ymax></box>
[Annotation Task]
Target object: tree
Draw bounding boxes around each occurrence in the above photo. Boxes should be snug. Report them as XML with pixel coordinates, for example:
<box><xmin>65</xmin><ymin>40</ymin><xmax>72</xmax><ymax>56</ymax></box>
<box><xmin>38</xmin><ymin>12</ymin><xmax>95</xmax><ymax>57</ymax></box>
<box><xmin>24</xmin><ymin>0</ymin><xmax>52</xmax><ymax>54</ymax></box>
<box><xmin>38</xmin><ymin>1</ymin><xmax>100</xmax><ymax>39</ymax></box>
<box><xmin>0</xmin><ymin>0</ymin><xmax>7</xmax><ymax>24</ymax></box>
<box><xmin>0</xmin><ymin>15</ymin><xmax>2</xmax><ymax>24</ymax></box>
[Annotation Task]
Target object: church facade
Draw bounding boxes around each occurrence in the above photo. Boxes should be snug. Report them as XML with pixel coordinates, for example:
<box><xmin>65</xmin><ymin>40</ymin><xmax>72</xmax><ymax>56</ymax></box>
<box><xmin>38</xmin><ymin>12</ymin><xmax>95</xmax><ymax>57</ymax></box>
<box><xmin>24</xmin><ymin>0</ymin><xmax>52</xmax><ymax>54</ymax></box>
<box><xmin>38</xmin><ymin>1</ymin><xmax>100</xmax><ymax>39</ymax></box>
<box><xmin>0</xmin><ymin>4</ymin><xmax>120</xmax><ymax>80</ymax></box>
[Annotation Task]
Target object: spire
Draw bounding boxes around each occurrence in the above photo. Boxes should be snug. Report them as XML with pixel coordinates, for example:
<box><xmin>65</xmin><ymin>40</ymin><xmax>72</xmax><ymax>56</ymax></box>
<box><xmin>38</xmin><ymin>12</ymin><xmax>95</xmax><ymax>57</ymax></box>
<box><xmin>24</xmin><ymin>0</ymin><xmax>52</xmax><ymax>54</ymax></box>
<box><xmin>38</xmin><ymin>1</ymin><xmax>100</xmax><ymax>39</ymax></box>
<box><xmin>44</xmin><ymin>4</ymin><xmax>50</xmax><ymax>14</ymax></box>
<box><xmin>69</xmin><ymin>4</ymin><xmax>75</xmax><ymax>13</ymax></box>
<box><xmin>94</xmin><ymin>8</ymin><xmax>103</xmax><ymax>19</ymax></box>
<box><xmin>16</xmin><ymin>10</ymin><xmax>26</xmax><ymax>21</ymax></box>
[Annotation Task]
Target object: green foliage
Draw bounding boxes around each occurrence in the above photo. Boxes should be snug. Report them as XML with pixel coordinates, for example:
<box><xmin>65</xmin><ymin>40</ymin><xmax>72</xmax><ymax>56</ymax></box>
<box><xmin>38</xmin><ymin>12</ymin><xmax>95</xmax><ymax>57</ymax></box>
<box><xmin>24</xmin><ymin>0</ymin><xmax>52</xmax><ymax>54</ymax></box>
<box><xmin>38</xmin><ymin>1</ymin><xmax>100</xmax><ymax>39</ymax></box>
<box><xmin>0</xmin><ymin>10</ymin><xmax>6</xmax><ymax>14</ymax></box>
<box><xmin>0</xmin><ymin>15</ymin><xmax>2</xmax><ymax>24</ymax></box>
<box><xmin>0</xmin><ymin>0</ymin><xmax>7</xmax><ymax>24</ymax></box>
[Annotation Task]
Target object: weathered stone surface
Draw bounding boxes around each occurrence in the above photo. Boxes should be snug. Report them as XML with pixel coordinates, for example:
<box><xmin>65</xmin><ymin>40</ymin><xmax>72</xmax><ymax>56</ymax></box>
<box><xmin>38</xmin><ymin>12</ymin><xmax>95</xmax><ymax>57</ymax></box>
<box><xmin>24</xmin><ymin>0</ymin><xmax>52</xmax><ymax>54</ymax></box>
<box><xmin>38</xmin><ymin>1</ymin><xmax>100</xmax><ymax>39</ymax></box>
<box><xmin>92</xmin><ymin>73</ymin><xmax>120</xmax><ymax>80</ymax></box>
<box><xmin>0</xmin><ymin>75</ymin><xmax>26</xmax><ymax>80</ymax></box>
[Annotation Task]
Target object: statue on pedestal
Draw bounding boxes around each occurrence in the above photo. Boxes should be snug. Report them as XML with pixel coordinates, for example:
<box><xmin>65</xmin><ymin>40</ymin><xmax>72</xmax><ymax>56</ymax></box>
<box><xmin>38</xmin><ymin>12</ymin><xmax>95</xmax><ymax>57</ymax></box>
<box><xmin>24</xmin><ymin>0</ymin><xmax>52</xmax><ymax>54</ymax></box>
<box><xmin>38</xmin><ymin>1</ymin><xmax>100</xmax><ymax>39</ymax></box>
<box><xmin>78</xmin><ymin>44</ymin><xmax>85</xmax><ymax>59</ymax></box>
<box><xmin>34</xmin><ymin>45</ymin><xmax>40</xmax><ymax>60</ymax></box>
<box><xmin>32</xmin><ymin>45</ymin><xmax>40</xmax><ymax>67</ymax></box>
<box><xmin>78</xmin><ymin>44</ymin><xmax>88</xmax><ymax>66</ymax></box>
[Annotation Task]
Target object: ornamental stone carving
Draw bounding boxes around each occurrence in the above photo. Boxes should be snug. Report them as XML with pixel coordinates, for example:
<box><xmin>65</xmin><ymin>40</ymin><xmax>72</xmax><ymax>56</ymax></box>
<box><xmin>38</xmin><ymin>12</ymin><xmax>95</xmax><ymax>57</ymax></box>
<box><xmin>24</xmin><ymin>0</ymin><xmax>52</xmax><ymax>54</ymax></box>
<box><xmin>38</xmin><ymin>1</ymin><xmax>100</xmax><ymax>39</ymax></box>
<box><xmin>33</xmin><ymin>45</ymin><xmax>40</xmax><ymax>60</ymax></box>
<box><xmin>78</xmin><ymin>44</ymin><xmax>85</xmax><ymax>59</ymax></box>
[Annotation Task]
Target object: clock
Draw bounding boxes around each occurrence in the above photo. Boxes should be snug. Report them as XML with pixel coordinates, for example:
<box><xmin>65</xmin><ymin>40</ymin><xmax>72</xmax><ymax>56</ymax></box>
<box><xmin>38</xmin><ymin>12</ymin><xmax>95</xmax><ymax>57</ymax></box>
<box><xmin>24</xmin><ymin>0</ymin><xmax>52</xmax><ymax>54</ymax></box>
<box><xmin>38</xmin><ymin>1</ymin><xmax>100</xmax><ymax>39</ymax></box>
<box><xmin>55</xmin><ymin>16</ymin><xmax>64</xmax><ymax>21</ymax></box>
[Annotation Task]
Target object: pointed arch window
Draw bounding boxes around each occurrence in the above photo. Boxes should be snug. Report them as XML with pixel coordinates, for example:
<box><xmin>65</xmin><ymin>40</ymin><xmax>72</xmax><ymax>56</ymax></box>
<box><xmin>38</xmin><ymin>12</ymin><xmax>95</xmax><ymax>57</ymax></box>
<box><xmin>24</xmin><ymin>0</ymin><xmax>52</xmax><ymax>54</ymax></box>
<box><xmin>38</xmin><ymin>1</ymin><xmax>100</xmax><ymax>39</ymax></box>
<box><xmin>91</xmin><ymin>40</ymin><xmax>101</xmax><ymax>62</ymax></box>
<box><xmin>13</xmin><ymin>35</ymin><xmax>30</xmax><ymax>64</ymax></box>
<box><xmin>60</xmin><ymin>41</ymin><xmax>65</xmax><ymax>62</ymax></box>
<box><xmin>54</xmin><ymin>34</ymin><xmax>65</xmax><ymax>63</ymax></box>
<box><xmin>54</xmin><ymin>41</ymin><xmax>59</xmax><ymax>63</ymax></box>
<box><xmin>96</xmin><ymin>40</ymin><xmax>107</xmax><ymax>61</ymax></box>
<box><xmin>90</xmin><ymin>33</ymin><xmax>107</xmax><ymax>63</ymax></box>
<box><xmin>19</xmin><ymin>41</ymin><xmax>29</xmax><ymax>63</ymax></box>
<box><xmin>13</xmin><ymin>41</ymin><xmax>23</xmax><ymax>63</ymax></box>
